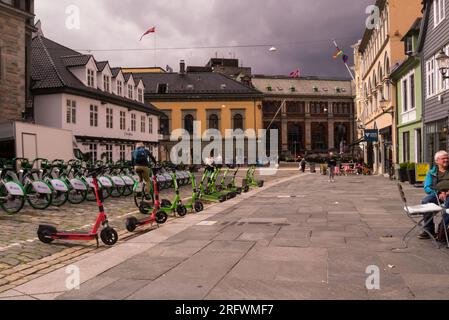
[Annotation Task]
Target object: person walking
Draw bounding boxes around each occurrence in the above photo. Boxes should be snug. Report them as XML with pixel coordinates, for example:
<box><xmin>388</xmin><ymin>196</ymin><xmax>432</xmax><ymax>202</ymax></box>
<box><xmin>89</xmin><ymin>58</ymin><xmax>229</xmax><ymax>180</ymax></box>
<box><xmin>132</xmin><ymin>142</ymin><xmax>157</xmax><ymax>196</ymax></box>
<box><xmin>300</xmin><ymin>158</ymin><xmax>307</xmax><ymax>173</ymax></box>
<box><xmin>327</xmin><ymin>153</ymin><xmax>337</xmax><ymax>183</ymax></box>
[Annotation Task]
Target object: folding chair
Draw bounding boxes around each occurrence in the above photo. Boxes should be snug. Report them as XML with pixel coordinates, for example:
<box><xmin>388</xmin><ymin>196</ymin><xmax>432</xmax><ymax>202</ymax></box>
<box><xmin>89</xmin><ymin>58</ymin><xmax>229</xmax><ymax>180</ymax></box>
<box><xmin>397</xmin><ymin>184</ymin><xmax>442</xmax><ymax>249</ymax></box>
<box><xmin>433</xmin><ymin>192</ymin><xmax>449</xmax><ymax>249</ymax></box>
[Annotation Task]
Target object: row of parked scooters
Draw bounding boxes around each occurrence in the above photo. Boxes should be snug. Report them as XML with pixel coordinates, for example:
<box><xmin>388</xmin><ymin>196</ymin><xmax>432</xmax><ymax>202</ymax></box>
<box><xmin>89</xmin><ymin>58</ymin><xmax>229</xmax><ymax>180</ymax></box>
<box><xmin>0</xmin><ymin>158</ymin><xmax>194</xmax><ymax>214</ymax></box>
<box><xmin>35</xmin><ymin>162</ymin><xmax>265</xmax><ymax>246</ymax></box>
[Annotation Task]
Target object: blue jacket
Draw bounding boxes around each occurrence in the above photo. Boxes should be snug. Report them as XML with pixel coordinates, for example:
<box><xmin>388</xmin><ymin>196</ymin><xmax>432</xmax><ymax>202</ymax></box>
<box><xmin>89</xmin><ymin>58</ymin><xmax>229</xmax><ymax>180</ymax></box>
<box><xmin>424</xmin><ymin>166</ymin><xmax>449</xmax><ymax>195</ymax></box>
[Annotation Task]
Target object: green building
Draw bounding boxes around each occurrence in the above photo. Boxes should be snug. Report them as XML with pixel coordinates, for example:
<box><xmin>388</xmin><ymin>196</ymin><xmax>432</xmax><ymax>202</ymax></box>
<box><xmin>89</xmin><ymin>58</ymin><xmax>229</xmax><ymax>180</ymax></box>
<box><xmin>390</xmin><ymin>18</ymin><xmax>423</xmax><ymax>165</ymax></box>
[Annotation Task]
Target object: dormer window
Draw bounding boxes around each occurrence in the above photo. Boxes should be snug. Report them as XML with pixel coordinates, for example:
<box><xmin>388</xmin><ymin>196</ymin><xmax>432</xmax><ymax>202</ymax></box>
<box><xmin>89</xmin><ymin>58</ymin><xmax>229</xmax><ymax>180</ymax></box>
<box><xmin>117</xmin><ymin>80</ymin><xmax>123</xmax><ymax>96</ymax></box>
<box><xmin>290</xmin><ymin>86</ymin><xmax>296</xmax><ymax>92</ymax></box>
<box><xmin>87</xmin><ymin>69</ymin><xmax>95</xmax><ymax>88</ymax></box>
<box><xmin>220</xmin><ymin>84</ymin><xmax>227</xmax><ymax>90</ymax></box>
<box><xmin>267</xmin><ymin>86</ymin><xmax>273</xmax><ymax>92</ymax></box>
<box><xmin>157</xmin><ymin>83</ymin><xmax>168</xmax><ymax>94</ymax></box>
<box><xmin>103</xmin><ymin>75</ymin><xmax>110</xmax><ymax>92</ymax></box>
<box><xmin>405</xmin><ymin>37</ymin><xmax>413</xmax><ymax>55</ymax></box>
<box><xmin>186</xmin><ymin>84</ymin><xmax>194</xmax><ymax>90</ymax></box>
<box><xmin>313</xmin><ymin>86</ymin><xmax>319</xmax><ymax>92</ymax></box>
<box><xmin>138</xmin><ymin>88</ymin><xmax>143</xmax><ymax>102</ymax></box>
<box><xmin>335</xmin><ymin>87</ymin><xmax>342</xmax><ymax>93</ymax></box>
<box><xmin>128</xmin><ymin>84</ymin><xmax>133</xmax><ymax>99</ymax></box>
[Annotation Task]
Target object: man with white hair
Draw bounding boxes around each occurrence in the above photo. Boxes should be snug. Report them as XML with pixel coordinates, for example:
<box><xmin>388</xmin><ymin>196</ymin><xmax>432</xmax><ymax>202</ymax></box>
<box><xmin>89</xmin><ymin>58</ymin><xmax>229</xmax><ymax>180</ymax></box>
<box><xmin>420</xmin><ymin>150</ymin><xmax>449</xmax><ymax>239</ymax></box>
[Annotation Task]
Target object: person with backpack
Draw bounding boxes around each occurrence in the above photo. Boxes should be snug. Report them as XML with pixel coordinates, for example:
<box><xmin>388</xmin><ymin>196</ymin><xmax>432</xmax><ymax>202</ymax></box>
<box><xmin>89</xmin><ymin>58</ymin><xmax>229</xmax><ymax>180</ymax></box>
<box><xmin>132</xmin><ymin>142</ymin><xmax>157</xmax><ymax>195</ymax></box>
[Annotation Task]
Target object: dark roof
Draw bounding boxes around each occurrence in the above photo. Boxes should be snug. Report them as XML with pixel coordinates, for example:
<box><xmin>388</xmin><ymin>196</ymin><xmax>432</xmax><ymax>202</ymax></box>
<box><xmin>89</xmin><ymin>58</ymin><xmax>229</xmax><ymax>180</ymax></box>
<box><xmin>31</xmin><ymin>36</ymin><xmax>162</xmax><ymax>116</ymax></box>
<box><xmin>186</xmin><ymin>66</ymin><xmax>213</xmax><ymax>73</ymax></box>
<box><xmin>96</xmin><ymin>61</ymin><xmax>108</xmax><ymax>72</ymax></box>
<box><xmin>62</xmin><ymin>55</ymin><xmax>92</xmax><ymax>67</ymax></box>
<box><xmin>131</xmin><ymin>72</ymin><xmax>263</xmax><ymax>100</ymax></box>
<box><xmin>111</xmin><ymin>67</ymin><xmax>122</xmax><ymax>78</ymax></box>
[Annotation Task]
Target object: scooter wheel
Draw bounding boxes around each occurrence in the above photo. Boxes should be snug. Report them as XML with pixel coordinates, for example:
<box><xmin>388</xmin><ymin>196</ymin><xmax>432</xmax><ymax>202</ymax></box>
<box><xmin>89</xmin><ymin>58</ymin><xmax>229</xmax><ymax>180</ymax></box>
<box><xmin>139</xmin><ymin>202</ymin><xmax>152</xmax><ymax>215</ymax></box>
<box><xmin>100</xmin><ymin>227</ymin><xmax>118</xmax><ymax>246</ymax></box>
<box><xmin>243</xmin><ymin>185</ymin><xmax>250</xmax><ymax>193</ymax></box>
<box><xmin>236</xmin><ymin>188</ymin><xmax>242</xmax><ymax>194</ymax></box>
<box><xmin>258</xmin><ymin>181</ymin><xmax>264</xmax><ymax>188</ymax></box>
<box><xmin>155</xmin><ymin>211</ymin><xmax>168</xmax><ymax>224</ymax></box>
<box><xmin>177</xmin><ymin>205</ymin><xmax>187</xmax><ymax>217</ymax></box>
<box><xmin>126</xmin><ymin>217</ymin><xmax>139</xmax><ymax>232</ymax></box>
<box><xmin>37</xmin><ymin>225</ymin><xmax>56</xmax><ymax>244</ymax></box>
<box><xmin>194</xmin><ymin>201</ymin><xmax>204</xmax><ymax>213</ymax></box>
<box><xmin>219</xmin><ymin>195</ymin><xmax>226</xmax><ymax>203</ymax></box>
<box><xmin>216</xmin><ymin>185</ymin><xmax>223</xmax><ymax>192</ymax></box>
<box><xmin>161</xmin><ymin>199</ymin><xmax>172</xmax><ymax>208</ymax></box>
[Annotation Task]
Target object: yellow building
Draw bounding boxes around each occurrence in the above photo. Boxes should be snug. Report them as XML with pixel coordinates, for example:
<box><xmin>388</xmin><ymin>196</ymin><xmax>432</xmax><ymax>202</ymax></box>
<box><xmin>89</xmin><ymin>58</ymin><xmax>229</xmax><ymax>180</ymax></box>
<box><xmin>131</xmin><ymin>61</ymin><xmax>264</xmax><ymax>162</ymax></box>
<box><xmin>355</xmin><ymin>0</ymin><xmax>422</xmax><ymax>175</ymax></box>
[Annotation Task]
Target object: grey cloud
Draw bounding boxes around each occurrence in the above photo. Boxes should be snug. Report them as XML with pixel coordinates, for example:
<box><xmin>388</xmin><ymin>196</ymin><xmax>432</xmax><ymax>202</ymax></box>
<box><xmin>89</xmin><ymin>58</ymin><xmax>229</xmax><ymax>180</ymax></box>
<box><xmin>35</xmin><ymin>0</ymin><xmax>373</xmax><ymax>77</ymax></box>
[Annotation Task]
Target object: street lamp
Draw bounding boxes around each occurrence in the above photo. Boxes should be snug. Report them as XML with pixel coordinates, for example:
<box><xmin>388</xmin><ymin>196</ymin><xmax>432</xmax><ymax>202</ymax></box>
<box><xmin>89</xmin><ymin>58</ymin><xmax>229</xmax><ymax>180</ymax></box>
<box><xmin>436</xmin><ymin>48</ymin><xmax>449</xmax><ymax>79</ymax></box>
<box><xmin>379</xmin><ymin>97</ymin><xmax>394</xmax><ymax>116</ymax></box>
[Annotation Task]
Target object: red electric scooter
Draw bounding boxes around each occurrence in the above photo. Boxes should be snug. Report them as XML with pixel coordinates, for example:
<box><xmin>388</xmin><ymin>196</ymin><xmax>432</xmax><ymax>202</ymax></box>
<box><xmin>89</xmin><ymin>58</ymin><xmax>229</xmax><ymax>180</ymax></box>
<box><xmin>37</xmin><ymin>167</ymin><xmax>118</xmax><ymax>246</ymax></box>
<box><xmin>126</xmin><ymin>166</ymin><xmax>168</xmax><ymax>232</ymax></box>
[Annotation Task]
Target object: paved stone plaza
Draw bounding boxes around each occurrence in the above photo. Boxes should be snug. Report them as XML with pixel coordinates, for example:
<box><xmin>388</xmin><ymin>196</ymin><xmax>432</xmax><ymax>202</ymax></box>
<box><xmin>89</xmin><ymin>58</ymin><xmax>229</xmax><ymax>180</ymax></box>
<box><xmin>1</xmin><ymin>169</ymin><xmax>449</xmax><ymax>300</ymax></box>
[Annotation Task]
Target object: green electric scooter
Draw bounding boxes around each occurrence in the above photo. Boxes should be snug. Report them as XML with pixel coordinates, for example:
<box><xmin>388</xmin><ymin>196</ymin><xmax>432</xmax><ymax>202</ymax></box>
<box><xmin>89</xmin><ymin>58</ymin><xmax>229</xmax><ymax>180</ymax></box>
<box><xmin>207</xmin><ymin>166</ymin><xmax>237</xmax><ymax>200</ymax></box>
<box><xmin>198</xmin><ymin>167</ymin><xmax>227</xmax><ymax>203</ymax></box>
<box><xmin>245</xmin><ymin>165</ymin><xmax>264</xmax><ymax>189</ymax></box>
<box><xmin>183</xmin><ymin>171</ymin><xmax>204</xmax><ymax>213</ymax></box>
<box><xmin>159</xmin><ymin>172</ymin><xmax>188</xmax><ymax>217</ymax></box>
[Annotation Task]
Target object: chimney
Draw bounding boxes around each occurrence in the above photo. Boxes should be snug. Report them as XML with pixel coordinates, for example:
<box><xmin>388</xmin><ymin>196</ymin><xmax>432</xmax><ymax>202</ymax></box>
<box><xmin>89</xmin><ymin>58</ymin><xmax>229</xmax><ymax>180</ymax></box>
<box><xmin>180</xmin><ymin>60</ymin><xmax>186</xmax><ymax>75</ymax></box>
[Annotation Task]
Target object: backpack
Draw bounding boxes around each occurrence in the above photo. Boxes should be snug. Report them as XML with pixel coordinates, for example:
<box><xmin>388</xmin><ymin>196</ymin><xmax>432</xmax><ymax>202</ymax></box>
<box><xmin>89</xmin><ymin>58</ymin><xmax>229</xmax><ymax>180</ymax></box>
<box><xmin>133</xmin><ymin>148</ymin><xmax>147</xmax><ymax>165</ymax></box>
<box><xmin>435</xmin><ymin>221</ymin><xmax>449</xmax><ymax>242</ymax></box>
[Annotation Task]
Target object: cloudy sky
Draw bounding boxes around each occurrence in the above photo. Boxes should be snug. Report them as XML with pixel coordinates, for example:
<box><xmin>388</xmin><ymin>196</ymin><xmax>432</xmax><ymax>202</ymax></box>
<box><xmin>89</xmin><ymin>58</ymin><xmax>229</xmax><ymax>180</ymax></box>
<box><xmin>35</xmin><ymin>0</ymin><xmax>373</xmax><ymax>78</ymax></box>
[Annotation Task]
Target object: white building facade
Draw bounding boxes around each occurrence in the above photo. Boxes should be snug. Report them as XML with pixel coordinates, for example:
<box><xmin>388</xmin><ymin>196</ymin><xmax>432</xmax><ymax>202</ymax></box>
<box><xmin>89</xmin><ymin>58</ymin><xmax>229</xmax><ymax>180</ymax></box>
<box><xmin>31</xmin><ymin>33</ymin><xmax>162</xmax><ymax>162</ymax></box>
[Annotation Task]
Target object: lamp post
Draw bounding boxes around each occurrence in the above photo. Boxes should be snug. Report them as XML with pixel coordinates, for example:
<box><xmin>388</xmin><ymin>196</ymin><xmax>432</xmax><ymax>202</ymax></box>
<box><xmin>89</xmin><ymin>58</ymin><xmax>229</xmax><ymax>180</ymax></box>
<box><xmin>436</xmin><ymin>48</ymin><xmax>449</xmax><ymax>79</ymax></box>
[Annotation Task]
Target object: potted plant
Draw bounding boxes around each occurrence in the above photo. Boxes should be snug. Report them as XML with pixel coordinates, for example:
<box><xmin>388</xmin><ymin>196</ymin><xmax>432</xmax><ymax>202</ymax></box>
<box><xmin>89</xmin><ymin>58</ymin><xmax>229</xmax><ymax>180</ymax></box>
<box><xmin>398</xmin><ymin>163</ymin><xmax>408</xmax><ymax>182</ymax></box>
<box><xmin>407</xmin><ymin>162</ymin><xmax>416</xmax><ymax>185</ymax></box>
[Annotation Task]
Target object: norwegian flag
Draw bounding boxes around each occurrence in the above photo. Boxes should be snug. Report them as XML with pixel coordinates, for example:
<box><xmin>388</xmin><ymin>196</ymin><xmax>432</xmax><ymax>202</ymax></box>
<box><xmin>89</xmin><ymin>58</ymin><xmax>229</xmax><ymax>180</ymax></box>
<box><xmin>289</xmin><ymin>69</ymin><xmax>300</xmax><ymax>78</ymax></box>
<box><xmin>139</xmin><ymin>26</ymin><xmax>156</xmax><ymax>41</ymax></box>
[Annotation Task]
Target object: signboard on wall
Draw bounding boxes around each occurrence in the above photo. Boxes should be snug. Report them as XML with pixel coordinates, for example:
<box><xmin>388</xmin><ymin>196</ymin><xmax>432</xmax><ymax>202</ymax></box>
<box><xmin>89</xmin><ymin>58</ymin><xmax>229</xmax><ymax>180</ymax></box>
<box><xmin>364</xmin><ymin>129</ymin><xmax>379</xmax><ymax>143</ymax></box>
<box><xmin>415</xmin><ymin>163</ymin><xmax>430</xmax><ymax>183</ymax></box>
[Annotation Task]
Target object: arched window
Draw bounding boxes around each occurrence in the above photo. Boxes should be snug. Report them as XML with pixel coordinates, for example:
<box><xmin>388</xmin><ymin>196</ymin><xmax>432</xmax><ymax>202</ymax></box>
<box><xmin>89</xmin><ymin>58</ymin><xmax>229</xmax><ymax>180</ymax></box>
<box><xmin>233</xmin><ymin>114</ymin><xmax>243</xmax><ymax>130</ymax></box>
<box><xmin>209</xmin><ymin>114</ymin><xmax>219</xmax><ymax>130</ymax></box>
<box><xmin>184</xmin><ymin>114</ymin><xmax>194</xmax><ymax>135</ymax></box>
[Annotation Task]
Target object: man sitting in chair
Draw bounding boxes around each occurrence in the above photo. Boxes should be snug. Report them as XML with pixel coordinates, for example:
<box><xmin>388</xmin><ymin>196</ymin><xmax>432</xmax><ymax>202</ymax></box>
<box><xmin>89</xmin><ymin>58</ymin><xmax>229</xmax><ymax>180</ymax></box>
<box><xmin>420</xmin><ymin>151</ymin><xmax>449</xmax><ymax>239</ymax></box>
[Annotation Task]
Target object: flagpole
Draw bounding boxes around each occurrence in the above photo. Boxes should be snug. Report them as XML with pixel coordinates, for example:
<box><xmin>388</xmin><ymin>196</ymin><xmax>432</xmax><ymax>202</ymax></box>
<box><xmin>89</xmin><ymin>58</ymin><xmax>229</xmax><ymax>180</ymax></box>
<box><xmin>332</xmin><ymin>39</ymin><xmax>354</xmax><ymax>81</ymax></box>
<box><xmin>154</xmin><ymin>30</ymin><xmax>157</xmax><ymax>67</ymax></box>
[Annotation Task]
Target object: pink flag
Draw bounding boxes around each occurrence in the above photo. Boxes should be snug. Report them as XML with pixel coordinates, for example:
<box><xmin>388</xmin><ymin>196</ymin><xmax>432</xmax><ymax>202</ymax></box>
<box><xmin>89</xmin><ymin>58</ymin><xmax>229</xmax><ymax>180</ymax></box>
<box><xmin>140</xmin><ymin>26</ymin><xmax>156</xmax><ymax>41</ymax></box>
<box><xmin>289</xmin><ymin>69</ymin><xmax>300</xmax><ymax>78</ymax></box>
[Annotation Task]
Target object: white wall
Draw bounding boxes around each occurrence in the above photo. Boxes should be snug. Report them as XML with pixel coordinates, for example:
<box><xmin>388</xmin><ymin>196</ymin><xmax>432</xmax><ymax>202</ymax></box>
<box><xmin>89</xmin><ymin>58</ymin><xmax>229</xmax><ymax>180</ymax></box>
<box><xmin>34</xmin><ymin>94</ymin><xmax>63</xmax><ymax>128</ymax></box>
<box><xmin>14</xmin><ymin>122</ymin><xmax>74</xmax><ymax>161</ymax></box>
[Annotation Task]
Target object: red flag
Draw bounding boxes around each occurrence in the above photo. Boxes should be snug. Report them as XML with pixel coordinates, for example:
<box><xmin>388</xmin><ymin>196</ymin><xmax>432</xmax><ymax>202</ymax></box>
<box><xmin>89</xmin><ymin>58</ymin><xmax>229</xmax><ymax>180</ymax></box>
<box><xmin>140</xmin><ymin>26</ymin><xmax>156</xmax><ymax>41</ymax></box>
<box><xmin>289</xmin><ymin>69</ymin><xmax>300</xmax><ymax>78</ymax></box>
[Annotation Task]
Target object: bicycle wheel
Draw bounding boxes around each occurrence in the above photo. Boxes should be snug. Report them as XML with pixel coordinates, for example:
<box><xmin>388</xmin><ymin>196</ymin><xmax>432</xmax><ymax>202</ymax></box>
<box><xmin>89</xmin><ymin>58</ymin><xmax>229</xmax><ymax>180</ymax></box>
<box><xmin>51</xmin><ymin>190</ymin><xmax>69</xmax><ymax>207</ymax></box>
<box><xmin>68</xmin><ymin>188</ymin><xmax>87</xmax><ymax>204</ymax></box>
<box><xmin>26</xmin><ymin>184</ymin><xmax>53</xmax><ymax>210</ymax></box>
<box><xmin>110</xmin><ymin>186</ymin><xmax>125</xmax><ymax>198</ymax></box>
<box><xmin>0</xmin><ymin>184</ymin><xmax>25</xmax><ymax>214</ymax></box>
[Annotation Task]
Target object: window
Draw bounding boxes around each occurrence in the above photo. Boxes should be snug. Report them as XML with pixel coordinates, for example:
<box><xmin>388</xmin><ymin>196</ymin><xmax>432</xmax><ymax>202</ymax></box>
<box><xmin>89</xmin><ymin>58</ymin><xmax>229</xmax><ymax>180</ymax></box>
<box><xmin>106</xmin><ymin>108</ymin><xmax>113</xmax><ymax>129</ymax></box>
<box><xmin>66</xmin><ymin>100</ymin><xmax>76</xmax><ymax>124</ymax></box>
<box><xmin>434</xmin><ymin>0</ymin><xmax>446</xmax><ymax>27</ymax></box>
<box><xmin>402</xmin><ymin>132</ymin><xmax>410</xmax><ymax>163</ymax></box>
<box><xmin>426</xmin><ymin>58</ymin><xmax>436</xmax><ymax>98</ymax></box>
<box><xmin>128</xmin><ymin>85</ymin><xmax>133</xmax><ymax>99</ymax></box>
<box><xmin>90</xmin><ymin>105</ymin><xmax>98</xmax><ymax>127</ymax></box>
<box><xmin>103</xmin><ymin>75</ymin><xmax>110</xmax><ymax>92</ymax></box>
<box><xmin>233</xmin><ymin>114</ymin><xmax>244</xmax><ymax>130</ymax></box>
<box><xmin>138</xmin><ymin>88</ymin><xmax>143</xmax><ymax>102</ymax></box>
<box><xmin>184</xmin><ymin>114</ymin><xmax>194</xmax><ymax>135</ymax></box>
<box><xmin>131</xmin><ymin>114</ymin><xmax>136</xmax><ymax>132</ymax></box>
<box><xmin>120</xmin><ymin>111</ymin><xmax>126</xmax><ymax>130</ymax></box>
<box><xmin>117</xmin><ymin>80</ymin><xmax>123</xmax><ymax>96</ymax></box>
<box><xmin>209</xmin><ymin>114</ymin><xmax>219</xmax><ymax>130</ymax></box>
<box><xmin>410</xmin><ymin>73</ymin><xmax>415</xmax><ymax>110</ymax></box>
<box><xmin>160</xmin><ymin>114</ymin><xmax>170</xmax><ymax>135</ymax></box>
<box><xmin>87</xmin><ymin>69</ymin><xmax>95</xmax><ymax>87</ymax></box>
<box><xmin>157</xmin><ymin>83</ymin><xmax>168</xmax><ymax>94</ymax></box>
<box><xmin>149</xmin><ymin>117</ymin><xmax>153</xmax><ymax>134</ymax></box>
<box><xmin>415</xmin><ymin>128</ymin><xmax>422</xmax><ymax>163</ymax></box>
<box><xmin>0</xmin><ymin>44</ymin><xmax>3</xmax><ymax>82</ymax></box>
<box><xmin>120</xmin><ymin>145</ymin><xmax>126</xmax><ymax>161</ymax></box>
<box><xmin>141</xmin><ymin>115</ymin><xmax>146</xmax><ymax>133</ymax></box>
<box><xmin>105</xmin><ymin>145</ymin><xmax>113</xmax><ymax>163</ymax></box>
<box><xmin>89</xmin><ymin>144</ymin><xmax>97</xmax><ymax>162</ymax></box>
<box><xmin>402</xmin><ymin>78</ymin><xmax>408</xmax><ymax>112</ymax></box>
